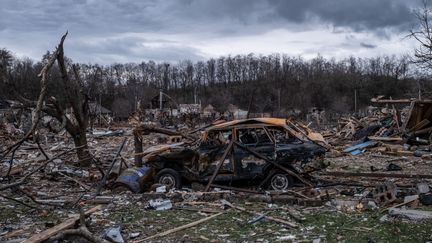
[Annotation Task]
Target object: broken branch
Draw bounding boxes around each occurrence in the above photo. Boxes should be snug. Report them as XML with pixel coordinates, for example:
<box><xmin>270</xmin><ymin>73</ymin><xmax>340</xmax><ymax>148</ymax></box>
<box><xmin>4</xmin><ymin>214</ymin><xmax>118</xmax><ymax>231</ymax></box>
<box><xmin>22</xmin><ymin>205</ymin><xmax>102</xmax><ymax>243</ymax></box>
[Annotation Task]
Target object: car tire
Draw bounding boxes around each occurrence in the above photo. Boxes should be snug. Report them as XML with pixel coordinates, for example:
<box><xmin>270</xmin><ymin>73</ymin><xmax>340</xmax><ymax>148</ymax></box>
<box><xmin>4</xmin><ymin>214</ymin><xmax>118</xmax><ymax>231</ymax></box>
<box><xmin>156</xmin><ymin>168</ymin><xmax>182</xmax><ymax>189</ymax></box>
<box><xmin>269</xmin><ymin>173</ymin><xmax>293</xmax><ymax>191</ymax></box>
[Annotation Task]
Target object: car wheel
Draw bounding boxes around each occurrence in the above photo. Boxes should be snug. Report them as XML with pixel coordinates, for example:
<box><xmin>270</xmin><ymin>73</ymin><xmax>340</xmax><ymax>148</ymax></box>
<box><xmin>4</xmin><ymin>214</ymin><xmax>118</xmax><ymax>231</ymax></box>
<box><xmin>156</xmin><ymin>168</ymin><xmax>182</xmax><ymax>189</ymax></box>
<box><xmin>269</xmin><ymin>173</ymin><xmax>292</xmax><ymax>191</ymax></box>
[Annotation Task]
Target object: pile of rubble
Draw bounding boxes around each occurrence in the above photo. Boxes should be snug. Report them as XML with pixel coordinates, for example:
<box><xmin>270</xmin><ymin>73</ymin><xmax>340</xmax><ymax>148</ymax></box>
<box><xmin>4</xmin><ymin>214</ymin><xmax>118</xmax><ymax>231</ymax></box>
<box><xmin>324</xmin><ymin>98</ymin><xmax>432</xmax><ymax>159</ymax></box>
<box><xmin>1</xmin><ymin>107</ymin><xmax>432</xmax><ymax>241</ymax></box>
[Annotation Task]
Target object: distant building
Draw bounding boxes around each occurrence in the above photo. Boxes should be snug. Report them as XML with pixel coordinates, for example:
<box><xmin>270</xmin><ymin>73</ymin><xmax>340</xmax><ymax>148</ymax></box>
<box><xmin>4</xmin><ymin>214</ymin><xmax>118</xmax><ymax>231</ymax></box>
<box><xmin>88</xmin><ymin>102</ymin><xmax>112</xmax><ymax>116</ymax></box>
<box><xmin>0</xmin><ymin>99</ymin><xmax>23</xmax><ymax>121</ymax></box>
<box><xmin>202</xmin><ymin>104</ymin><xmax>218</xmax><ymax>118</ymax></box>
<box><xmin>226</xmin><ymin>104</ymin><xmax>248</xmax><ymax>119</ymax></box>
<box><xmin>179</xmin><ymin>104</ymin><xmax>201</xmax><ymax>114</ymax></box>
<box><xmin>88</xmin><ymin>102</ymin><xmax>113</xmax><ymax>126</ymax></box>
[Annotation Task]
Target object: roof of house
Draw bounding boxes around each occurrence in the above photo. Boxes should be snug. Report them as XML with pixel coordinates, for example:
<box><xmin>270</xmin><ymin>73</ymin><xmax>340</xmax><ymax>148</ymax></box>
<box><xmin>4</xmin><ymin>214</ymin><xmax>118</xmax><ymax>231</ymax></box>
<box><xmin>89</xmin><ymin>102</ymin><xmax>112</xmax><ymax>114</ymax></box>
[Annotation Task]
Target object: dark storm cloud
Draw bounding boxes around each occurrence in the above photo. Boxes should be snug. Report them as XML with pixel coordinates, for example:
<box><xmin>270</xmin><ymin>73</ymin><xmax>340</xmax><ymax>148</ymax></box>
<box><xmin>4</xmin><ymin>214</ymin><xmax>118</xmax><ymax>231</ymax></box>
<box><xmin>0</xmin><ymin>0</ymin><xmax>165</xmax><ymax>34</ymax></box>
<box><xmin>269</xmin><ymin>0</ymin><xmax>416</xmax><ymax>32</ymax></box>
<box><xmin>70</xmin><ymin>35</ymin><xmax>206</xmax><ymax>63</ymax></box>
<box><xmin>0</xmin><ymin>0</ymin><xmax>418</xmax><ymax>35</ymax></box>
<box><xmin>360</xmin><ymin>42</ymin><xmax>377</xmax><ymax>49</ymax></box>
<box><xmin>0</xmin><ymin>0</ymin><xmax>422</xmax><ymax>63</ymax></box>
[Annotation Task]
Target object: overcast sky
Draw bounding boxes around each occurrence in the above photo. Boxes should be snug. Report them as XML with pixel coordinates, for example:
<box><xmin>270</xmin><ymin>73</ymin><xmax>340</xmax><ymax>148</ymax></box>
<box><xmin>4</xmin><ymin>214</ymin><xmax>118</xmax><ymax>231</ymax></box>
<box><xmin>0</xmin><ymin>0</ymin><xmax>423</xmax><ymax>64</ymax></box>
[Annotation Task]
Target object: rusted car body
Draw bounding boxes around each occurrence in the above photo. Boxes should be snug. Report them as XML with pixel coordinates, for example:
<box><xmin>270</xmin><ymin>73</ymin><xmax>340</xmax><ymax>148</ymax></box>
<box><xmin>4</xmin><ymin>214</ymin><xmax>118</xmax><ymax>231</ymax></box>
<box><xmin>137</xmin><ymin>118</ymin><xmax>327</xmax><ymax>191</ymax></box>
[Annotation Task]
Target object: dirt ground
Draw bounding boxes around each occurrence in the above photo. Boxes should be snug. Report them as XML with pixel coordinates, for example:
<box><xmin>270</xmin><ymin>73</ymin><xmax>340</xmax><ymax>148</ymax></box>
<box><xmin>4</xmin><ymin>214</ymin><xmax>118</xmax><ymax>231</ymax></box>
<box><xmin>1</xmin><ymin>126</ymin><xmax>432</xmax><ymax>242</ymax></box>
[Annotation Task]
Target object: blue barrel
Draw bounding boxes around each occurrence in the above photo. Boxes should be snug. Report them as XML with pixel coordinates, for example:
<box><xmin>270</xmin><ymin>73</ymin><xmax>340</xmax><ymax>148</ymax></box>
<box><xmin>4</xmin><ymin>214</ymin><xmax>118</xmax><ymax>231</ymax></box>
<box><xmin>113</xmin><ymin>166</ymin><xmax>154</xmax><ymax>193</ymax></box>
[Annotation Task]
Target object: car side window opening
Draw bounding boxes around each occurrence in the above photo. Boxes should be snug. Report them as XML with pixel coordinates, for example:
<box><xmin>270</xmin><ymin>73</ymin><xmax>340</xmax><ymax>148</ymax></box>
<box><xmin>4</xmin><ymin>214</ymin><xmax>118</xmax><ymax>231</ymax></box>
<box><xmin>267</xmin><ymin>127</ymin><xmax>303</xmax><ymax>144</ymax></box>
<box><xmin>238</xmin><ymin>127</ymin><xmax>272</xmax><ymax>145</ymax></box>
<box><xmin>201</xmin><ymin>129</ymin><xmax>234</xmax><ymax>174</ymax></box>
<box><xmin>204</xmin><ymin>129</ymin><xmax>233</xmax><ymax>146</ymax></box>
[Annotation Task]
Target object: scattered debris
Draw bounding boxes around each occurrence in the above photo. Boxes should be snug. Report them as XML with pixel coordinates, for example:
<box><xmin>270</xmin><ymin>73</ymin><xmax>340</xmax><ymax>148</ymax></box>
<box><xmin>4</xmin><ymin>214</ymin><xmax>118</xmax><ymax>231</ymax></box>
<box><xmin>420</xmin><ymin>194</ymin><xmax>432</xmax><ymax>205</ymax></box>
<box><xmin>104</xmin><ymin>227</ymin><xmax>125</xmax><ymax>243</ymax></box>
<box><xmin>372</xmin><ymin>182</ymin><xmax>397</xmax><ymax>206</ymax></box>
<box><xmin>155</xmin><ymin>185</ymin><xmax>167</xmax><ymax>193</ymax></box>
<box><xmin>417</xmin><ymin>182</ymin><xmax>430</xmax><ymax>194</ymax></box>
<box><xmin>148</xmin><ymin>198</ymin><xmax>173</xmax><ymax>210</ymax></box>
<box><xmin>129</xmin><ymin>232</ymin><xmax>140</xmax><ymax>239</ymax></box>
<box><xmin>2</xmin><ymin>109</ymin><xmax>432</xmax><ymax>242</ymax></box>
<box><xmin>221</xmin><ymin>199</ymin><xmax>298</xmax><ymax>228</ymax></box>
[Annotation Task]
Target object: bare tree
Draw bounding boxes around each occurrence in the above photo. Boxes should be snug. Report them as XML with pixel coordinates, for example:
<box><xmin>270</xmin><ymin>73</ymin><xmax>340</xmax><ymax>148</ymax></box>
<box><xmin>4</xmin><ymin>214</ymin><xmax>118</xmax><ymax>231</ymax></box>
<box><xmin>42</xmin><ymin>32</ymin><xmax>92</xmax><ymax>166</ymax></box>
<box><xmin>409</xmin><ymin>0</ymin><xmax>432</xmax><ymax>69</ymax></box>
<box><xmin>2</xmin><ymin>42</ymin><xmax>416</xmax><ymax>119</ymax></box>
<box><xmin>0</xmin><ymin>48</ymin><xmax>14</xmax><ymax>96</ymax></box>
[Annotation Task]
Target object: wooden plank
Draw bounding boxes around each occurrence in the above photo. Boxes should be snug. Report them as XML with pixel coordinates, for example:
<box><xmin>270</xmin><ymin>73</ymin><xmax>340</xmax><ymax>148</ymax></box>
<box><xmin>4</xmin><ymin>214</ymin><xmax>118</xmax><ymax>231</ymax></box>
<box><xmin>4</xmin><ymin>229</ymin><xmax>25</xmax><ymax>239</ymax></box>
<box><xmin>396</xmin><ymin>150</ymin><xmax>414</xmax><ymax>156</ymax></box>
<box><xmin>408</xmin><ymin>119</ymin><xmax>430</xmax><ymax>132</ymax></box>
<box><xmin>380</xmin><ymin>197</ymin><xmax>419</xmax><ymax>213</ymax></box>
<box><xmin>21</xmin><ymin>205</ymin><xmax>102</xmax><ymax>243</ymax></box>
<box><xmin>135</xmin><ymin>212</ymin><xmax>223</xmax><ymax>242</ymax></box>
<box><xmin>415</xmin><ymin>104</ymin><xmax>425</xmax><ymax>128</ymax></box>
<box><xmin>368</xmin><ymin>136</ymin><xmax>403</xmax><ymax>142</ymax></box>
<box><xmin>402</xmin><ymin>101</ymin><xmax>416</xmax><ymax>132</ymax></box>
<box><xmin>414</xmin><ymin>126</ymin><xmax>432</xmax><ymax>135</ymax></box>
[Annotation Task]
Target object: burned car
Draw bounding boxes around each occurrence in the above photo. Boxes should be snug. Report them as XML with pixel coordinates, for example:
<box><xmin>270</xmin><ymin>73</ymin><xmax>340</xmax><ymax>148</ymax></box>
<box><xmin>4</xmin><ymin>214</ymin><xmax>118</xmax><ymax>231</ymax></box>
<box><xmin>116</xmin><ymin>118</ymin><xmax>327</xmax><ymax>192</ymax></box>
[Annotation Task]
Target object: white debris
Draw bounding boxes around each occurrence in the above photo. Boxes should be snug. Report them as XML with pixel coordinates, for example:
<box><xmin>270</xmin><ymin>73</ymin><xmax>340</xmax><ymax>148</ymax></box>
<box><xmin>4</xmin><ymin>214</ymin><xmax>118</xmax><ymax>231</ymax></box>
<box><xmin>148</xmin><ymin>198</ymin><xmax>172</xmax><ymax>210</ymax></box>
<box><xmin>417</xmin><ymin>183</ymin><xmax>430</xmax><ymax>194</ymax></box>
<box><xmin>104</xmin><ymin>227</ymin><xmax>124</xmax><ymax>243</ymax></box>
<box><xmin>389</xmin><ymin>208</ymin><xmax>432</xmax><ymax>221</ymax></box>
<box><xmin>156</xmin><ymin>185</ymin><xmax>167</xmax><ymax>193</ymax></box>
<box><xmin>277</xmin><ymin>235</ymin><xmax>296</xmax><ymax>241</ymax></box>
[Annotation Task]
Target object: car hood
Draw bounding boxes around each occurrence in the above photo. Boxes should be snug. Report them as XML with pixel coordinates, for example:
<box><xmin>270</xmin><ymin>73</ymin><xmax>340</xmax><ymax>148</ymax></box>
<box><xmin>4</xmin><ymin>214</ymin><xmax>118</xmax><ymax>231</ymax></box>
<box><xmin>275</xmin><ymin>142</ymin><xmax>326</xmax><ymax>162</ymax></box>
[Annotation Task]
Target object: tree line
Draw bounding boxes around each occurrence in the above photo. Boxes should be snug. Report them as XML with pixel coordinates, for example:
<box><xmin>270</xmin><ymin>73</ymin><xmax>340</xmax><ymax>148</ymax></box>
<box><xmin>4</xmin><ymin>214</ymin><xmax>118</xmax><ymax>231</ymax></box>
<box><xmin>1</xmin><ymin>49</ymin><xmax>429</xmax><ymax>118</ymax></box>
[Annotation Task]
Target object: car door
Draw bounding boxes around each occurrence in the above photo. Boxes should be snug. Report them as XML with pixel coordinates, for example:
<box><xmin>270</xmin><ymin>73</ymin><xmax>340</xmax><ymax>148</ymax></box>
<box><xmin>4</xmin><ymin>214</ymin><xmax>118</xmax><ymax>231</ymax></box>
<box><xmin>233</xmin><ymin>126</ymin><xmax>275</xmax><ymax>179</ymax></box>
<box><xmin>198</xmin><ymin>128</ymin><xmax>235</xmax><ymax>177</ymax></box>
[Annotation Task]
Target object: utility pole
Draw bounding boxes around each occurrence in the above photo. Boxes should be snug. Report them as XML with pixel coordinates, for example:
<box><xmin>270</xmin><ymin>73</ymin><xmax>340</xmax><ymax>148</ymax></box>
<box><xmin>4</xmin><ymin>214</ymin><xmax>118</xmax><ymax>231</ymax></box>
<box><xmin>99</xmin><ymin>93</ymin><xmax>102</xmax><ymax>126</ymax></box>
<box><xmin>159</xmin><ymin>89</ymin><xmax>163</xmax><ymax>110</ymax></box>
<box><xmin>278</xmin><ymin>89</ymin><xmax>281</xmax><ymax>116</ymax></box>
<box><xmin>418</xmin><ymin>79</ymin><xmax>422</xmax><ymax>100</ymax></box>
<box><xmin>354</xmin><ymin>89</ymin><xmax>358</xmax><ymax>114</ymax></box>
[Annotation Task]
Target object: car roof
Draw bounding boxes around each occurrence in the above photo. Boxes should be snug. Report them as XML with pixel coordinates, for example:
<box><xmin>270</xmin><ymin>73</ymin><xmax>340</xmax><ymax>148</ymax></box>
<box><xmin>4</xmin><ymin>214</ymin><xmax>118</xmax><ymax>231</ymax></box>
<box><xmin>203</xmin><ymin>118</ymin><xmax>329</xmax><ymax>148</ymax></box>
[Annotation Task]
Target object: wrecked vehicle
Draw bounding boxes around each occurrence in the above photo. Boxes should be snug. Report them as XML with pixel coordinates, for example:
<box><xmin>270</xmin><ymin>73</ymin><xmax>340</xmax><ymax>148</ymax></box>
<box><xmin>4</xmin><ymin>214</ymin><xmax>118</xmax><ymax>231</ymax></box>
<box><xmin>116</xmin><ymin>118</ymin><xmax>327</xmax><ymax>192</ymax></box>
